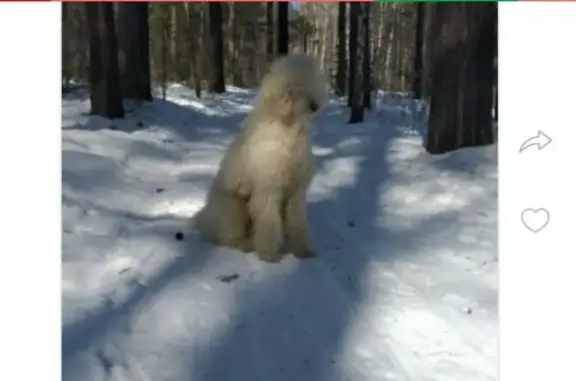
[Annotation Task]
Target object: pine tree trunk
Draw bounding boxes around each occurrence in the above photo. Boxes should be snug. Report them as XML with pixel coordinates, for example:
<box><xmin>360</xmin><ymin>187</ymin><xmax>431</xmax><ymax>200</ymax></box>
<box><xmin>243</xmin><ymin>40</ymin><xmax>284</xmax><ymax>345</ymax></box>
<box><xmin>393</xmin><ymin>10</ymin><xmax>402</xmax><ymax>90</ymax></box>
<box><xmin>477</xmin><ymin>4</ymin><xmax>497</xmax><ymax>126</ymax></box>
<box><xmin>86</xmin><ymin>3</ymin><xmax>105</xmax><ymax>112</ymax></box>
<box><xmin>349</xmin><ymin>3</ymin><xmax>365</xmax><ymax>123</ymax></box>
<box><xmin>173</xmin><ymin>4</ymin><xmax>188</xmax><ymax>82</ymax></box>
<box><xmin>185</xmin><ymin>3</ymin><xmax>202</xmax><ymax>98</ymax></box>
<box><xmin>494</xmin><ymin>70</ymin><xmax>498</xmax><ymax>121</ymax></box>
<box><xmin>200</xmin><ymin>5</ymin><xmax>211</xmax><ymax>91</ymax></box>
<box><xmin>85</xmin><ymin>2</ymin><xmax>124</xmax><ymax>118</ymax></box>
<box><xmin>426</xmin><ymin>3</ymin><xmax>496</xmax><ymax>154</ymax></box>
<box><xmin>422</xmin><ymin>4</ymin><xmax>435</xmax><ymax>99</ymax></box>
<box><xmin>383</xmin><ymin>5</ymin><xmax>396</xmax><ymax>89</ymax></box>
<box><xmin>335</xmin><ymin>2</ymin><xmax>346</xmax><ymax>96</ymax></box>
<box><xmin>348</xmin><ymin>3</ymin><xmax>358</xmax><ymax>107</ymax></box>
<box><xmin>372</xmin><ymin>7</ymin><xmax>385</xmax><ymax>89</ymax></box>
<box><xmin>208</xmin><ymin>3</ymin><xmax>225</xmax><ymax>93</ymax></box>
<box><xmin>319</xmin><ymin>14</ymin><xmax>329</xmax><ymax>71</ymax></box>
<box><xmin>362</xmin><ymin>3</ymin><xmax>371</xmax><ymax>109</ymax></box>
<box><xmin>62</xmin><ymin>3</ymin><xmax>71</xmax><ymax>92</ymax></box>
<box><xmin>412</xmin><ymin>3</ymin><xmax>425</xmax><ymax>99</ymax></box>
<box><xmin>277</xmin><ymin>2</ymin><xmax>289</xmax><ymax>56</ymax></box>
<box><xmin>117</xmin><ymin>3</ymin><xmax>152</xmax><ymax>102</ymax></box>
<box><xmin>493</xmin><ymin>18</ymin><xmax>498</xmax><ymax>122</ymax></box>
<box><xmin>160</xmin><ymin>7</ymin><xmax>169</xmax><ymax>100</ymax></box>
<box><xmin>226</xmin><ymin>2</ymin><xmax>234</xmax><ymax>83</ymax></box>
<box><xmin>266</xmin><ymin>3</ymin><xmax>274</xmax><ymax>62</ymax></box>
<box><xmin>312</xmin><ymin>14</ymin><xmax>320</xmax><ymax>58</ymax></box>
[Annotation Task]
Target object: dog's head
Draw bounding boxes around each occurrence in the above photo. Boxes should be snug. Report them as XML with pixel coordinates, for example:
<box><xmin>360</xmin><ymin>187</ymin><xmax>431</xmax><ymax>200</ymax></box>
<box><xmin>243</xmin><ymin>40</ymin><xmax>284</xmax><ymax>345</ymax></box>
<box><xmin>256</xmin><ymin>54</ymin><xmax>328</xmax><ymax>125</ymax></box>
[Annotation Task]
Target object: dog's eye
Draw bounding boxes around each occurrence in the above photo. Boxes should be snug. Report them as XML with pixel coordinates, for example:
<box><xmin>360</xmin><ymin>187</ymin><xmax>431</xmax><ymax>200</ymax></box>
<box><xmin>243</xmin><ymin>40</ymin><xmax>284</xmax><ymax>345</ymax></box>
<box><xmin>309</xmin><ymin>101</ymin><xmax>319</xmax><ymax>112</ymax></box>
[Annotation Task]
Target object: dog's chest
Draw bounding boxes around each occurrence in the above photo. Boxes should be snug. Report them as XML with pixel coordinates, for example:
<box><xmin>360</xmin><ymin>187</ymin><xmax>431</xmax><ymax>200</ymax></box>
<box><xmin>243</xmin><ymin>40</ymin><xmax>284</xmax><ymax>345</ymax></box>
<box><xmin>247</xmin><ymin>134</ymin><xmax>313</xmax><ymax>192</ymax></box>
<box><xmin>280</xmin><ymin>138</ymin><xmax>314</xmax><ymax>192</ymax></box>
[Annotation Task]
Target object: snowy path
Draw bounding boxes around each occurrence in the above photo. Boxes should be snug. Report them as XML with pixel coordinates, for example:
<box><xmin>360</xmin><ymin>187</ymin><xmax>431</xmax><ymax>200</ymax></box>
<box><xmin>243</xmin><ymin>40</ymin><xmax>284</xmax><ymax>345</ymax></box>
<box><xmin>62</xmin><ymin>86</ymin><xmax>497</xmax><ymax>381</ymax></box>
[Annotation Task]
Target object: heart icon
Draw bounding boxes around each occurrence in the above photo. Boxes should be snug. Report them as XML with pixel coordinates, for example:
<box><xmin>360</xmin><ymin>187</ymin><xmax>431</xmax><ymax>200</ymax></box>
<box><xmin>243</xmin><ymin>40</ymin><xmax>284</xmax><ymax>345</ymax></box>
<box><xmin>521</xmin><ymin>208</ymin><xmax>550</xmax><ymax>233</ymax></box>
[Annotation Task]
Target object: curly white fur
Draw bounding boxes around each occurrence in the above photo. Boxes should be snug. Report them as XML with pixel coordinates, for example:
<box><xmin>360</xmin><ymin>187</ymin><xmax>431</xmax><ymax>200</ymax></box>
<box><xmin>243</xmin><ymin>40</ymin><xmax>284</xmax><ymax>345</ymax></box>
<box><xmin>189</xmin><ymin>54</ymin><xmax>327</xmax><ymax>263</ymax></box>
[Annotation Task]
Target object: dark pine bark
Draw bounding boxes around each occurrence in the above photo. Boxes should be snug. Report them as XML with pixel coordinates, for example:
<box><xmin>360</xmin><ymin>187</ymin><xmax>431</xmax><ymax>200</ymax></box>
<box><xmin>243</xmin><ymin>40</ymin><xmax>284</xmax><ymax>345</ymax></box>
<box><xmin>412</xmin><ymin>3</ymin><xmax>425</xmax><ymax>99</ymax></box>
<box><xmin>277</xmin><ymin>2</ymin><xmax>289</xmax><ymax>56</ymax></box>
<box><xmin>426</xmin><ymin>3</ymin><xmax>496</xmax><ymax>154</ymax></box>
<box><xmin>266</xmin><ymin>2</ymin><xmax>274</xmax><ymax>62</ymax></box>
<box><xmin>477</xmin><ymin>5</ymin><xmax>497</xmax><ymax>126</ymax></box>
<box><xmin>349</xmin><ymin>3</ymin><xmax>365</xmax><ymax>123</ymax></box>
<box><xmin>302</xmin><ymin>26</ymin><xmax>308</xmax><ymax>53</ymax></box>
<box><xmin>347</xmin><ymin>2</ymin><xmax>358</xmax><ymax>108</ymax></box>
<box><xmin>184</xmin><ymin>4</ymin><xmax>202</xmax><ymax>98</ymax></box>
<box><xmin>422</xmin><ymin>3</ymin><xmax>436</xmax><ymax>100</ymax></box>
<box><xmin>493</xmin><ymin>14</ymin><xmax>498</xmax><ymax>122</ymax></box>
<box><xmin>117</xmin><ymin>3</ymin><xmax>152</xmax><ymax>101</ymax></box>
<box><xmin>208</xmin><ymin>3</ymin><xmax>226</xmax><ymax>93</ymax></box>
<box><xmin>62</xmin><ymin>3</ymin><xmax>71</xmax><ymax>93</ymax></box>
<box><xmin>494</xmin><ymin>78</ymin><xmax>498</xmax><ymax>121</ymax></box>
<box><xmin>335</xmin><ymin>2</ymin><xmax>347</xmax><ymax>96</ymax></box>
<box><xmin>362</xmin><ymin>3</ymin><xmax>371</xmax><ymax>109</ymax></box>
<box><xmin>85</xmin><ymin>2</ymin><xmax>124</xmax><ymax>118</ymax></box>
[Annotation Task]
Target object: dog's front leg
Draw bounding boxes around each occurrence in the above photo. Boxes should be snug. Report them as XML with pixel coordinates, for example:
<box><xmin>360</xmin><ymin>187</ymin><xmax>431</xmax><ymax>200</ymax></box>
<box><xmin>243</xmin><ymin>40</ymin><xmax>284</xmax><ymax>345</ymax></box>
<box><xmin>285</xmin><ymin>190</ymin><xmax>314</xmax><ymax>259</ymax></box>
<box><xmin>249</xmin><ymin>191</ymin><xmax>283</xmax><ymax>263</ymax></box>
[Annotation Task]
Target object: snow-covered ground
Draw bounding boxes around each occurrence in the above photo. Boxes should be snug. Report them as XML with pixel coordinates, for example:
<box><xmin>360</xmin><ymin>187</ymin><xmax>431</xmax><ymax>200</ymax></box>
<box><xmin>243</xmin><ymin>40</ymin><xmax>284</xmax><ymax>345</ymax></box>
<box><xmin>62</xmin><ymin>85</ymin><xmax>497</xmax><ymax>381</ymax></box>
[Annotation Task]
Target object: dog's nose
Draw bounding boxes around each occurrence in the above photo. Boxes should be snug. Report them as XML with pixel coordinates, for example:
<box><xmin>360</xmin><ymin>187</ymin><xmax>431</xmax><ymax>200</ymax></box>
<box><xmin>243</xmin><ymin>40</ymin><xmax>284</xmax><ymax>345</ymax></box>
<box><xmin>309</xmin><ymin>101</ymin><xmax>319</xmax><ymax>113</ymax></box>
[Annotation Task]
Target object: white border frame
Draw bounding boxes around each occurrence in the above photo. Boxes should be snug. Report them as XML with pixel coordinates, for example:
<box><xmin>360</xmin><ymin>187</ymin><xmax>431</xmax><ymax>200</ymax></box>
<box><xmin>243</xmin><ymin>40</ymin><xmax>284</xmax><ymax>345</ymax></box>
<box><xmin>1</xmin><ymin>3</ymin><xmax>576</xmax><ymax>381</ymax></box>
<box><xmin>500</xmin><ymin>3</ymin><xmax>576</xmax><ymax>381</ymax></box>
<box><xmin>0</xmin><ymin>3</ymin><xmax>61</xmax><ymax>381</ymax></box>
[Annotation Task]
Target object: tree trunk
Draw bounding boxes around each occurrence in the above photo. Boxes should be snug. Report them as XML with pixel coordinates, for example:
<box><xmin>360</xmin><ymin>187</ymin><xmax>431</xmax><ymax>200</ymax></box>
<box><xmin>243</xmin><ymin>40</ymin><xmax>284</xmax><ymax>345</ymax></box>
<box><xmin>319</xmin><ymin>12</ymin><xmax>329</xmax><ymax>71</ymax></box>
<box><xmin>160</xmin><ymin>7</ymin><xmax>169</xmax><ymax>100</ymax></box>
<box><xmin>362</xmin><ymin>3</ymin><xmax>371</xmax><ymax>109</ymax></box>
<box><xmin>349</xmin><ymin>3</ymin><xmax>365</xmax><ymax>123</ymax></box>
<box><xmin>335</xmin><ymin>2</ymin><xmax>346</xmax><ymax>96</ymax></box>
<box><xmin>493</xmin><ymin>19</ymin><xmax>498</xmax><ymax>122</ymax></box>
<box><xmin>62</xmin><ymin>3</ymin><xmax>71</xmax><ymax>92</ymax></box>
<box><xmin>169</xmin><ymin>5</ymin><xmax>177</xmax><ymax>81</ymax></box>
<box><xmin>117</xmin><ymin>3</ymin><xmax>152</xmax><ymax>101</ymax></box>
<box><xmin>372</xmin><ymin>6</ymin><xmax>385</xmax><ymax>89</ymax></box>
<box><xmin>383</xmin><ymin>5</ymin><xmax>395</xmax><ymax>89</ymax></box>
<box><xmin>422</xmin><ymin>4</ymin><xmax>436</xmax><ymax>99</ymax></box>
<box><xmin>348</xmin><ymin>2</ymin><xmax>358</xmax><ymax>107</ymax></box>
<box><xmin>184</xmin><ymin>3</ymin><xmax>202</xmax><ymax>98</ymax></box>
<box><xmin>393</xmin><ymin>10</ymin><xmax>402</xmax><ymax>90</ymax></box>
<box><xmin>226</xmin><ymin>2</ymin><xmax>234</xmax><ymax>83</ymax></box>
<box><xmin>173</xmin><ymin>5</ymin><xmax>189</xmax><ymax>82</ymax></box>
<box><xmin>85</xmin><ymin>2</ymin><xmax>124</xmax><ymax>118</ymax></box>
<box><xmin>208</xmin><ymin>3</ymin><xmax>225</xmax><ymax>93</ymax></box>
<box><xmin>412</xmin><ymin>3</ymin><xmax>425</xmax><ymax>99</ymax></box>
<box><xmin>266</xmin><ymin>2</ymin><xmax>274</xmax><ymax>62</ymax></box>
<box><xmin>426</xmin><ymin>3</ymin><xmax>496</xmax><ymax>154</ymax></box>
<box><xmin>494</xmin><ymin>67</ymin><xmax>498</xmax><ymax>121</ymax></box>
<box><xmin>277</xmin><ymin>2</ymin><xmax>289</xmax><ymax>56</ymax></box>
<box><xmin>478</xmin><ymin>5</ymin><xmax>497</xmax><ymax>125</ymax></box>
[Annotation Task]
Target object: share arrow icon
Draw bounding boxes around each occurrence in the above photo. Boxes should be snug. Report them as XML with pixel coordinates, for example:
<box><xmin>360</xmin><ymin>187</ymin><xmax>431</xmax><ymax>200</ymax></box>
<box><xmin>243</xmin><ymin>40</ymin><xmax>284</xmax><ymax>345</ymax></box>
<box><xmin>519</xmin><ymin>130</ymin><xmax>552</xmax><ymax>153</ymax></box>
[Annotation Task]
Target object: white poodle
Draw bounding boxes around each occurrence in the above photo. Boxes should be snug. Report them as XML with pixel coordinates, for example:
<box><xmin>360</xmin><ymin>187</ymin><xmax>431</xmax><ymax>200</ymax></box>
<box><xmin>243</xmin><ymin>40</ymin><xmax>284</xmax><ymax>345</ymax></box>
<box><xmin>188</xmin><ymin>54</ymin><xmax>327</xmax><ymax>263</ymax></box>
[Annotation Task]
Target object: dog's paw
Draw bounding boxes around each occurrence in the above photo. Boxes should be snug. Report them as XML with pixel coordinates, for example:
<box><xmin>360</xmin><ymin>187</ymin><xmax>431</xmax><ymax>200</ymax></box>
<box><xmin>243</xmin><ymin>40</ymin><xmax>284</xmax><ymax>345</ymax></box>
<box><xmin>226</xmin><ymin>237</ymin><xmax>253</xmax><ymax>253</ymax></box>
<box><xmin>235</xmin><ymin>239</ymin><xmax>254</xmax><ymax>253</ymax></box>
<box><xmin>256</xmin><ymin>250</ymin><xmax>282</xmax><ymax>263</ymax></box>
<box><xmin>293</xmin><ymin>248</ymin><xmax>315</xmax><ymax>259</ymax></box>
<box><xmin>278</xmin><ymin>243</ymin><xmax>290</xmax><ymax>255</ymax></box>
